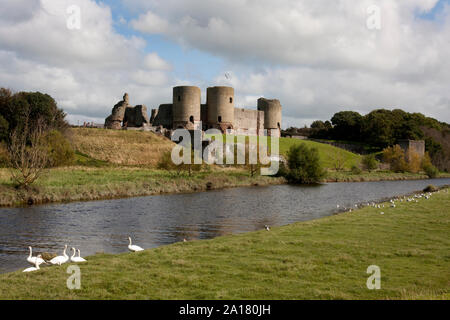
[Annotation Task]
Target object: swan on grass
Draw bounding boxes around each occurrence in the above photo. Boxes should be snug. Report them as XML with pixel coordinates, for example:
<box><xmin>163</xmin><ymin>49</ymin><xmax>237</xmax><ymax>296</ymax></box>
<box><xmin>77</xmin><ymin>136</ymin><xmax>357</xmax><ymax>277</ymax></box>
<box><xmin>49</xmin><ymin>244</ymin><xmax>69</xmax><ymax>265</ymax></box>
<box><xmin>27</xmin><ymin>246</ymin><xmax>46</xmax><ymax>266</ymax></box>
<box><xmin>128</xmin><ymin>237</ymin><xmax>144</xmax><ymax>252</ymax></box>
<box><xmin>23</xmin><ymin>256</ymin><xmax>43</xmax><ymax>273</ymax></box>
<box><xmin>70</xmin><ymin>247</ymin><xmax>86</xmax><ymax>263</ymax></box>
<box><xmin>77</xmin><ymin>249</ymin><xmax>86</xmax><ymax>262</ymax></box>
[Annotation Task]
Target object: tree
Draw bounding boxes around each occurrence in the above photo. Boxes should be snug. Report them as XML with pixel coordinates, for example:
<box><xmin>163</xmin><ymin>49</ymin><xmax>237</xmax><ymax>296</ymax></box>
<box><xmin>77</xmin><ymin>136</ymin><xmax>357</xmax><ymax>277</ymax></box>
<box><xmin>382</xmin><ymin>145</ymin><xmax>408</xmax><ymax>172</ymax></box>
<box><xmin>362</xmin><ymin>154</ymin><xmax>379</xmax><ymax>172</ymax></box>
<box><xmin>0</xmin><ymin>115</ymin><xmax>8</xmax><ymax>141</ymax></box>
<box><xmin>8</xmin><ymin>119</ymin><xmax>49</xmax><ymax>188</ymax></box>
<box><xmin>0</xmin><ymin>90</ymin><xmax>68</xmax><ymax>136</ymax></box>
<box><xmin>311</xmin><ymin>120</ymin><xmax>326</xmax><ymax>130</ymax></box>
<box><xmin>331</xmin><ymin>111</ymin><xmax>363</xmax><ymax>141</ymax></box>
<box><xmin>330</xmin><ymin>152</ymin><xmax>346</xmax><ymax>172</ymax></box>
<box><xmin>363</xmin><ymin>110</ymin><xmax>396</xmax><ymax>148</ymax></box>
<box><xmin>284</xmin><ymin>144</ymin><xmax>326</xmax><ymax>184</ymax></box>
<box><xmin>407</xmin><ymin>149</ymin><xmax>422</xmax><ymax>173</ymax></box>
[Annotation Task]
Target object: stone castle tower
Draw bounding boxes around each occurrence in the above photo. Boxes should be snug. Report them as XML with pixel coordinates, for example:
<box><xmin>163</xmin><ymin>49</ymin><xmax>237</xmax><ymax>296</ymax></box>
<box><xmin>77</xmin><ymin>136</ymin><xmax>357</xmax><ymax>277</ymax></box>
<box><xmin>107</xmin><ymin>86</ymin><xmax>282</xmax><ymax>137</ymax></box>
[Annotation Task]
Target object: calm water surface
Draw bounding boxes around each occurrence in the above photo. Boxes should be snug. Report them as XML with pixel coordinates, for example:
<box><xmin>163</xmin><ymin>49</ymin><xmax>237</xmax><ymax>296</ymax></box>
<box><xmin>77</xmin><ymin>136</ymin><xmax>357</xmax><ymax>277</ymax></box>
<box><xmin>0</xmin><ymin>178</ymin><xmax>449</xmax><ymax>273</ymax></box>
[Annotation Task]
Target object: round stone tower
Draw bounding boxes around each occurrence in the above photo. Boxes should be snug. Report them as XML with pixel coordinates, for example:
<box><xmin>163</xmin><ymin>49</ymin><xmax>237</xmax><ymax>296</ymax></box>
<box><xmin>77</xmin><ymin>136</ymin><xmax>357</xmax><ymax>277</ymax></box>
<box><xmin>206</xmin><ymin>86</ymin><xmax>234</xmax><ymax>132</ymax></box>
<box><xmin>257</xmin><ymin>98</ymin><xmax>282</xmax><ymax>137</ymax></box>
<box><xmin>172</xmin><ymin>86</ymin><xmax>201</xmax><ymax>130</ymax></box>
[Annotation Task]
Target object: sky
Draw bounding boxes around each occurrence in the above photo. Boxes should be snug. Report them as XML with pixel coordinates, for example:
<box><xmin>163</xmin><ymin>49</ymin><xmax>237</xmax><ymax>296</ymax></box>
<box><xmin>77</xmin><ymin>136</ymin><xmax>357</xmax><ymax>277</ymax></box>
<box><xmin>0</xmin><ymin>0</ymin><xmax>449</xmax><ymax>128</ymax></box>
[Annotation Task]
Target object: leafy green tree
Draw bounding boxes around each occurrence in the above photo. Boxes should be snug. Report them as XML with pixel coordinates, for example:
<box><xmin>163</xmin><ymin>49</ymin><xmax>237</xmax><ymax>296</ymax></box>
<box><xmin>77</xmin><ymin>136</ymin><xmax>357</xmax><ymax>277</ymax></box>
<box><xmin>361</xmin><ymin>154</ymin><xmax>379</xmax><ymax>172</ymax></box>
<box><xmin>363</xmin><ymin>109</ymin><xmax>396</xmax><ymax>148</ymax></box>
<box><xmin>331</xmin><ymin>111</ymin><xmax>363</xmax><ymax>141</ymax></box>
<box><xmin>0</xmin><ymin>90</ymin><xmax>68</xmax><ymax>135</ymax></box>
<box><xmin>284</xmin><ymin>144</ymin><xmax>326</xmax><ymax>184</ymax></box>
<box><xmin>311</xmin><ymin>120</ymin><xmax>326</xmax><ymax>130</ymax></box>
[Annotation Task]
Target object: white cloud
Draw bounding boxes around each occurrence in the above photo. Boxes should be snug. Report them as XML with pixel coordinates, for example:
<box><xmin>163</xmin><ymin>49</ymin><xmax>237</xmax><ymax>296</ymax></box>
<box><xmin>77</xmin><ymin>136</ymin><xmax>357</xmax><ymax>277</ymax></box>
<box><xmin>129</xmin><ymin>0</ymin><xmax>450</xmax><ymax>125</ymax></box>
<box><xmin>0</xmin><ymin>0</ymin><xmax>173</xmax><ymax>123</ymax></box>
<box><xmin>143</xmin><ymin>52</ymin><xmax>172</xmax><ymax>70</ymax></box>
<box><xmin>130</xmin><ymin>10</ymin><xmax>169</xmax><ymax>34</ymax></box>
<box><xmin>1</xmin><ymin>0</ymin><xmax>449</xmax><ymax>127</ymax></box>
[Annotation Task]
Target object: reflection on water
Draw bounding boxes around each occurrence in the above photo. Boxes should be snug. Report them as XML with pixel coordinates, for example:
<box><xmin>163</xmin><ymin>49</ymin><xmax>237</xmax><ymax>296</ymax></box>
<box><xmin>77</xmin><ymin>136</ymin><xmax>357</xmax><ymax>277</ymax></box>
<box><xmin>0</xmin><ymin>178</ymin><xmax>449</xmax><ymax>273</ymax></box>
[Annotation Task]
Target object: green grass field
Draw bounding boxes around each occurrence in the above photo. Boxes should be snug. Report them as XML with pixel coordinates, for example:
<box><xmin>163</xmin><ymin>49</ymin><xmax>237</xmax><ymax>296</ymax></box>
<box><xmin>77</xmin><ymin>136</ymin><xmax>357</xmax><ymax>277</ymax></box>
<box><xmin>0</xmin><ymin>188</ymin><xmax>448</xmax><ymax>299</ymax></box>
<box><xmin>277</xmin><ymin>137</ymin><xmax>361</xmax><ymax>169</ymax></box>
<box><xmin>207</xmin><ymin>134</ymin><xmax>362</xmax><ymax>169</ymax></box>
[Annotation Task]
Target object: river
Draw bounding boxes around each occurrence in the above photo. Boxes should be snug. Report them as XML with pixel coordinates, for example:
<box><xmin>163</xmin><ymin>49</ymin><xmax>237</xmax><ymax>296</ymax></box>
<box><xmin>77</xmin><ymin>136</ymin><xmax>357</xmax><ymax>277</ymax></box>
<box><xmin>0</xmin><ymin>178</ymin><xmax>449</xmax><ymax>273</ymax></box>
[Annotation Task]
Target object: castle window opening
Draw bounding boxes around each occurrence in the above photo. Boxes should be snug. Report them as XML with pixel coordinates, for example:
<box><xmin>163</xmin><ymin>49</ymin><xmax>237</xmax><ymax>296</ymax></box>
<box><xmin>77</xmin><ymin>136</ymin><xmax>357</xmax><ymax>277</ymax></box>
<box><xmin>229</xmin><ymin>97</ymin><xmax>233</xmax><ymax>103</ymax></box>
<box><xmin>218</xmin><ymin>116</ymin><xmax>222</xmax><ymax>123</ymax></box>
<box><xmin>189</xmin><ymin>115</ymin><xmax>194</xmax><ymax>123</ymax></box>
<box><xmin>178</xmin><ymin>96</ymin><xmax>181</xmax><ymax>101</ymax></box>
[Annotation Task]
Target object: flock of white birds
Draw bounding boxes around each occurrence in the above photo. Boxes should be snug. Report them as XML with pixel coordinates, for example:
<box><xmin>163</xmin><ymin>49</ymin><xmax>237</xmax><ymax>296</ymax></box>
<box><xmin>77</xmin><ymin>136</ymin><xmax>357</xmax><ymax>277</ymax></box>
<box><xmin>23</xmin><ymin>236</ymin><xmax>144</xmax><ymax>273</ymax></box>
<box><xmin>336</xmin><ymin>191</ymin><xmax>437</xmax><ymax>215</ymax></box>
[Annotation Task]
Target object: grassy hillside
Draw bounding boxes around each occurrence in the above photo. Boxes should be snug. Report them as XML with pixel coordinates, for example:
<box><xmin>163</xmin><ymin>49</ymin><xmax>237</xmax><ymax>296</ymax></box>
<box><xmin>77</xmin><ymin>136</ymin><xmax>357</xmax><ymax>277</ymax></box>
<box><xmin>1</xmin><ymin>188</ymin><xmax>448</xmax><ymax>299</ymax></box>
<box><xmin>208</xmin><ymin>134</ymin><xmax>362</xmax><ymax>170</ymax></box>
<box><xmin>277</xmin><ymin>137</ymin><xmax>361</xmax><ymax>169</ymax></box>
<box><xmin>70</xmin><ymin>128</ymin><xmax>174</xmax><ymax>166</ymax></box>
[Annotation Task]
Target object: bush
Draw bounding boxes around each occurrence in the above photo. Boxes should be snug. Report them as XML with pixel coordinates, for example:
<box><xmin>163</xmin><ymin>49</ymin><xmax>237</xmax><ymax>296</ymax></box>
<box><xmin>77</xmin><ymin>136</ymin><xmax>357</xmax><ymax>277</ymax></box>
<box><xmin>407</xmin><ymin>150</ymin><xmax>422</xmax><ymax>173</ymax></box>
<box><xmin>157</xmin><ymin>151</ymin><xmax>177</xmax><ymax>171</ymax></box>
<box><xmin>43</xmin><ymin>130</ymin><xmax>75</xmax><ymax>167</ymax></box>
<box><xmin>382</xmin><ymin>145</ymin><xmax>408</xmax><ymax>172</ymax></box>
<box><xmin>423</xmin><ymin>164</ymin><xmax>439</xmax><ymax>179</ymax></box>
<box><xmin>421</xmin><ymin>152</ymin><xmax>439</xmax><ymax>178</ymax></box>
<box><xmin>421</xmin><ymin>152</ymin><xmax>433</xmax><ymax>169</ymax></box>
<box><xmin>351</xmin><ymin>164</ymin><xmax>362</xmax><ymax>175</ymax></box>
<box><xmin>284</xmin><ymin>144</ymin><xmax>326</xmax><ymax>184</ymax></box>
<box><xmin>275</xmin><ymin>161</ymin><xmax>289</xmax><ymax>177</ymax></box>
<box><xmin>423</xmin><ymin>185</ymin><xmax>438</xmax><ymax>192</ymax></box>
<box><xmin>361</xmin><ymin>154</ymin><xmax>378</xmax><ymax>172</ymax></box>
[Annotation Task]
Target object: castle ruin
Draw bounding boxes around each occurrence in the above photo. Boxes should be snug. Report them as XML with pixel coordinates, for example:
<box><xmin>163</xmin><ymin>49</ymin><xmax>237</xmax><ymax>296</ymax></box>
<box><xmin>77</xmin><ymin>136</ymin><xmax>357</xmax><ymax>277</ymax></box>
<box><xmin>398</xmin><ymin>139</ymin><xmax>425</xmax><ymax>159</ymax></box>
<box><xmin>104</xmin><ymin>93</ymin><xmax>150</xmax><ymax>129</ymax></box>
<box><xmin>105</xmin><ymin>86</ymin><xmax>282</xmax><ymax>137</ymax></box>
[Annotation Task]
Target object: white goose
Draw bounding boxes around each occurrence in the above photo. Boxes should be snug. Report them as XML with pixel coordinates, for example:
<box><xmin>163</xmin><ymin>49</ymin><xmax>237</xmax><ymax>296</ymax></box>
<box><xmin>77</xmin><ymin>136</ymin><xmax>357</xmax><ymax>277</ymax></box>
<box><xmin>23</xmin><ymin>256</ymin><xmax>42</xmax><ymax>273</ymax></box>
<box><xmin>128</xmin><ymin>237</ymin><xmax>144</xmax><ymax>252</ymax></box>
<box><xmin>27</xmin><ymin>246</ymin><xmax>46</xmax><ymax>266</ymax></box>
<box><xmin>49</xmin><ymin>244</ymin><xmax>69</xmax><ymax>265</ymax></box>
<box><xmin>70</xmin><ymin>247</ymin><xmax>86</xmax><ymax>263</ymax></box>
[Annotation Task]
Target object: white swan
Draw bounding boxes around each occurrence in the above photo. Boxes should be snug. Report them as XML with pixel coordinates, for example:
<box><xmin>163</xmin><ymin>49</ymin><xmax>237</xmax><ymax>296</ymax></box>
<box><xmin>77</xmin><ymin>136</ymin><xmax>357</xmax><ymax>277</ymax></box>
<box><xmin>49</xmin><ymin>244</ymin><xmax>69</xmax><ymax>265</ymax></box>
<box><xmin>77</xmin><ymin>249</ymin><xmax>87</xmax><ymax>262</ymax></box>
<box><xmin>27</xmin><ymin>246</ymin><xmax>46</xmax><ymax>266</ymax></box>
<box><xmin>70</xmin><ymin>247</ymin><xmax>86</xmax><ymax>262</ymax></box>
<box><xmin>23</xmin><ymin>257</ymin><xmax>42</xmax><ymax>273</ymax></box>
<box><xmin>128</xmin><ymin>237</ymin><xmax>144</xmax><ymax>252</ymax></box>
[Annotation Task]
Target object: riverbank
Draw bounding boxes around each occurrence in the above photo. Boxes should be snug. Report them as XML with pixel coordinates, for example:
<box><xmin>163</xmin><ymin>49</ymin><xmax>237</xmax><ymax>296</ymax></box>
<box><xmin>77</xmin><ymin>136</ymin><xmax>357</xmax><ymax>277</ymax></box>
<box><xmin>0</xmin><ymin>167</ymin><xmax>285</xmax><ymax>207</ymax></box>
<box><xmin>1</xmin><ymin>167</ymin><xmax>449</xmax><ymax>207</ymax></box>
<box><xmin>325</xmin><ymin>170</ymin><xmax>450</xmax><ymax>182</ymax></box>
<box><xmin>0</xmin><ymin>187</ymin><xmax>448</xmax><ymax>299</ymax></box>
